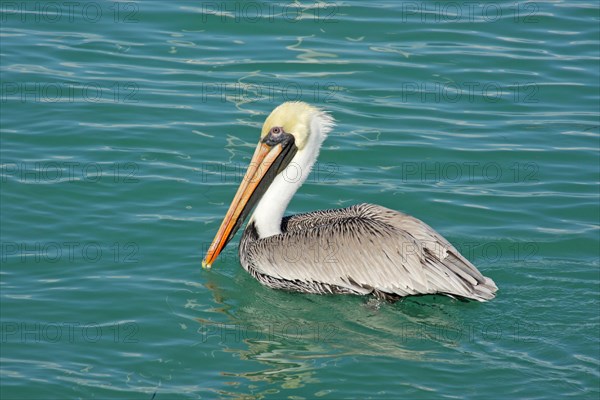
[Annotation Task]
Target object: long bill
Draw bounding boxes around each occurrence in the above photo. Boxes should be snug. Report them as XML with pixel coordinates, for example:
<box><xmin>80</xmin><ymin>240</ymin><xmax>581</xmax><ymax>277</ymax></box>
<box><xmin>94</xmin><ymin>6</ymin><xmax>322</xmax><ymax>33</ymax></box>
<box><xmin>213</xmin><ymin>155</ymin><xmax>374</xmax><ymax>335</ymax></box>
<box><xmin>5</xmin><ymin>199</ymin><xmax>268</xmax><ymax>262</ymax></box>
<box><xmin>202</xmin><ymin>137</ymin><xmax>297</xmax><ymax>269</ymax></box>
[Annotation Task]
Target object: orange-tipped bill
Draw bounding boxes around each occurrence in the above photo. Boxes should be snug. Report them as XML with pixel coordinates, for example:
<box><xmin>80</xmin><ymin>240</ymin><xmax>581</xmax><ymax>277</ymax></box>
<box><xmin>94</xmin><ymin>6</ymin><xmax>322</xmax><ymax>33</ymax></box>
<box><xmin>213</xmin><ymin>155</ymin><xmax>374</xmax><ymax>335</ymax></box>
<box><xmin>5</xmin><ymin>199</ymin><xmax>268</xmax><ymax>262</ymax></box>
<box><xmin>202</xmin><ymin>137</ymin><xmax>297</xmax><ymax>269</ymax></box>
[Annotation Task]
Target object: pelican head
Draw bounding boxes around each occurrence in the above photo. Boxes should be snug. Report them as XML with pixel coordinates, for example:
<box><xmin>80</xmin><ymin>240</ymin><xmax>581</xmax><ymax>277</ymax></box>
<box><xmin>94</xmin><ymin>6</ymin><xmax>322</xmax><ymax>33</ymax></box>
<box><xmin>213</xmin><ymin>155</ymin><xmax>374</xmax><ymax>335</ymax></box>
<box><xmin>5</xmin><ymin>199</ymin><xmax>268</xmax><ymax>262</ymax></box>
<box><xmin>260</xmin><ymin>101</ymin><xmax>334</xmax><ymax>150</ymax></box>
<box><xmin>202</xmin><ymin>102</ymin><xmax>335</xmax><ymax>269</ymax></box>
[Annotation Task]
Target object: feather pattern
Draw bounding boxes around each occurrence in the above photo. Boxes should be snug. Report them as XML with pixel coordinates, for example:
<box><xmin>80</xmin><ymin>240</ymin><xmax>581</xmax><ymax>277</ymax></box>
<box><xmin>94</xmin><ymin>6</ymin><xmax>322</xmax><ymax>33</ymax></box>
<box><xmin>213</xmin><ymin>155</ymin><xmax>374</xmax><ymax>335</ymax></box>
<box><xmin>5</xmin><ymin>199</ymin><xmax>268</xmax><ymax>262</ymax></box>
<box><xmin>240</xmin><ymin>203</ymin><xmax>498</xmax><ymax>302</ymax></box>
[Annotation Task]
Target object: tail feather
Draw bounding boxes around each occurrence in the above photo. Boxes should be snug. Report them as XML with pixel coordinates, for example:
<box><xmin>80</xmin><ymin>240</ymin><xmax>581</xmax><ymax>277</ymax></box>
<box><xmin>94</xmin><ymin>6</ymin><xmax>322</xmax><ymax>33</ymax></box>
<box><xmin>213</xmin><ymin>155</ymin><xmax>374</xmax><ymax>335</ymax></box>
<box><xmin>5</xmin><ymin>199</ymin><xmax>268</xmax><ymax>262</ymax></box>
<box><xmin>442</xmin><ymin>252</ymin><xmax>498</xmax><ymax>302</ymax></box>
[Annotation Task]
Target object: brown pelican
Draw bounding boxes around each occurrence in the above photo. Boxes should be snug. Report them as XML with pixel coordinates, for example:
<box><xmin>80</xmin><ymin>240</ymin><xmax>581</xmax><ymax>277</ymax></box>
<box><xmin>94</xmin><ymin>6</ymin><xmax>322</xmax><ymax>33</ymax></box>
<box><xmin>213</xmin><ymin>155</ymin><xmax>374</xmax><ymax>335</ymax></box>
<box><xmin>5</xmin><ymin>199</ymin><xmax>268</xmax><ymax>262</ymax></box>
<box><xmin>202</xmin><ymin>102</ymin><xmax>498</xmax><ymax>302</ymax></box>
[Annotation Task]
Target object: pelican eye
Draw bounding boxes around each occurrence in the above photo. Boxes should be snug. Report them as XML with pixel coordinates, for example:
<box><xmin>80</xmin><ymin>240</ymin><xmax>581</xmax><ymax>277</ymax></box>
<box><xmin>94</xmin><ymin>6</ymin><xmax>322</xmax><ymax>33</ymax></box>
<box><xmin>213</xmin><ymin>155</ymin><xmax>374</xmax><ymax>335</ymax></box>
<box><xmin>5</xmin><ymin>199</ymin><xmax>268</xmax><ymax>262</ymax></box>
<box><xmin>263</xmin><ymin>126</ymin><xmax>288</xmax><ymax>146</ymax></box>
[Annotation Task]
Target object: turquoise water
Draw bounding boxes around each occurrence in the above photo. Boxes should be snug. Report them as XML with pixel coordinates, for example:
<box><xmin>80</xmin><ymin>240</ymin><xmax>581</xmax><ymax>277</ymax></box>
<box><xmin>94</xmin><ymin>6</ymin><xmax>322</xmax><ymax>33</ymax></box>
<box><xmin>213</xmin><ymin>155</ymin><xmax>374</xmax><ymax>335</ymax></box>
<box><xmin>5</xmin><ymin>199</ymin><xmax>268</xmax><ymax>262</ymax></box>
<box><xmin>1</xmin><ymin>1</ymin><xmax>599</xmax><ymax>398</ymax></box>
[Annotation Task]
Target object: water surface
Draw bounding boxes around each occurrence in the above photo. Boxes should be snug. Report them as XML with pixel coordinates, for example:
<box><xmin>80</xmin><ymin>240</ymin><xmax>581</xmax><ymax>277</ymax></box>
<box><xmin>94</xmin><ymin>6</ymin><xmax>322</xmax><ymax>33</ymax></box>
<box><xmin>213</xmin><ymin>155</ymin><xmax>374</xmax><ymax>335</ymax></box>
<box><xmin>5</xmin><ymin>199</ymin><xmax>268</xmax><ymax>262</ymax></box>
<box><xmin>1</xmin><ymin>1</ymin><xmax>599</xmax><ymax>399</ymax></box>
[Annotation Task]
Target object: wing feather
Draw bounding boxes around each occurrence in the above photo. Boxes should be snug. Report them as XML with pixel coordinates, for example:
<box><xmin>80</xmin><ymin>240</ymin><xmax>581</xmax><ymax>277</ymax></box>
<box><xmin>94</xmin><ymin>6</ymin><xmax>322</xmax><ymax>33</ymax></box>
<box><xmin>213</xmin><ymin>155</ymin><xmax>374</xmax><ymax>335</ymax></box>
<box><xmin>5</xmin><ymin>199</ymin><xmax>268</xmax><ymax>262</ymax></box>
<box><xmin>245</xmin><ymin>203</ymin><xmax>497</xmax><ymax>301</ymax></box>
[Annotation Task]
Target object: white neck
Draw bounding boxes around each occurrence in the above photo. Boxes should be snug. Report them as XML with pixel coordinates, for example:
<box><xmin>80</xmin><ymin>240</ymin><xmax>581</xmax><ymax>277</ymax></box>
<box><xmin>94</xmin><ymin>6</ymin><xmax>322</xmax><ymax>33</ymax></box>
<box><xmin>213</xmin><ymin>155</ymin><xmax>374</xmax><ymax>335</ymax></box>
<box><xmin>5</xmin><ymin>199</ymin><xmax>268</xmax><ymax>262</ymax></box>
<box><xmin>250</xmin><ymin>112</ymin><xmax>332</xmax><ymax>238</ymax></box>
